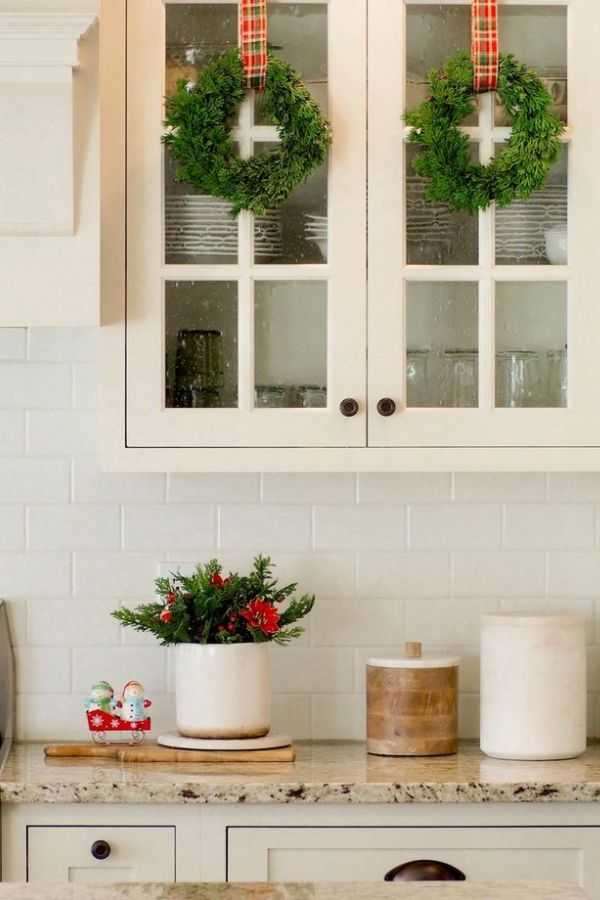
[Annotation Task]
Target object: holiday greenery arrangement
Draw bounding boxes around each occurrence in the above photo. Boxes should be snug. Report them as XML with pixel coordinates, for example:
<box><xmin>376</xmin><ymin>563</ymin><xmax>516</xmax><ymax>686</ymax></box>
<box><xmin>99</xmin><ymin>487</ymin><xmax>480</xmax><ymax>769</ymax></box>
<box><xmin>163</xmin><ymin>48</ymin><xmax>331</xmax><ymax>216</ymax></box>
<box><xmin>112</xmin><ymin>555</ymin><xmax>315</xmax><ymax>646</ymax></box>
<box><xmin>406</xmin><ymin>52</ymin><xmax>565</xmax><ymax>213</ymax></box>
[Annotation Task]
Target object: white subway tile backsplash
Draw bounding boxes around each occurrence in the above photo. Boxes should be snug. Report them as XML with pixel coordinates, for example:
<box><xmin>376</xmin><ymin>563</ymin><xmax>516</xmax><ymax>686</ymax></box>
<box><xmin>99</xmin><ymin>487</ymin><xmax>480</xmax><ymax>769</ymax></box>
<box><xmin>73</xmin><ymin>459</ymin><xmax>166</xmax><ymax>504</ymax></box>
<box><xmin>123</xmin><ymin>504</ymin><xmax>215</xmax><ymax>551</ymax></box>
<box><xmin>168</xmin><ymin>473</ymin><xmax>260</xmax><ymax>504</ymax></box>
<box><xmin>314</xmin><ymin>506</ymin><xmax>406</xmax><ymax>551</ymax></box>
<box><xmin>358</xmin><ymin>473</ymin><xmax>451</xmax><ymax>504</ymax></box>
<box><xmin>28</xmin><ymin>328</ymin><xmax>98</xmax><ymax>363</ymax></box>
<box><xmin>0</xmin><ymin>459</ymin><xmax>69</xmax><ymax>503</ymax></box>
<box><xmin>0</xmin><ymin>552</ymin><xmax>71</xmax><ymax>597</ymax></box>
<box><xmin>28</xmin><ymin>410</ymin><xmax>97</xmax><ymax>456</ymax></box>
<box><xmin>454</xmin><ymin>473</ymin><xmax>546</xmax><ymax>502</ymax></box>
<box><xmin>220</xmin><ymin>505</ymin><xmax>311</xmax><ymax>551</ymax></box>
<box><xmin>4</xmin><ymin>326</ymin><xmax>600</xmax><ymax>741</ymax></box>
<box><xmin>0</xmin><ymin>412</ymin><xmax>25</xmax><ymax>456</ymax></box>
<box><xmin>0</xmin><ymin>329</ymin><xmax>26</xmax><ymax>360</ymax></box>
<box><xmin>504</xmin><ymin>504</ymin><xmax>595</xmax><ymax>550</ymax></box>
<box><xmin>17</xmin><ymin>646</ymin><xmax>71</xmax><ymax>693</ymax></box>
<box><xmin>410</xmin><ymin>504</ymin><xmax>502</xmax><ymax>550</ymax></box>
<box><xmin>72</xmin><ymin>646</ymin><xmax>167</xmax><ymax>694</ymax></box>
<box><xmin>263</xmin><ymin>473</ymin><xmax>356</xmax><ymax>505</ymax></box>
<box><xmin>0</xmin><ymin>364</ymin><xmax>71</xmax><ymax>409</ymax></box>
<box><xmin>453</xmin><ymin>551</ymin><xmax>546</xmax><ymax>598</ymax></box>
<box><xmin>357</xmin><ymin>552</ymin><xmax>450</xmax><ymax>598</ymax></box>
<box><xmin>74</xmin><ymin>552</ymin><xmax>159</xmax><ymax>597</ymax></box>
<box><xmin>28</xmin><ymin>505</ymin><xmax>121</xmax><ymax>551</ymax></box>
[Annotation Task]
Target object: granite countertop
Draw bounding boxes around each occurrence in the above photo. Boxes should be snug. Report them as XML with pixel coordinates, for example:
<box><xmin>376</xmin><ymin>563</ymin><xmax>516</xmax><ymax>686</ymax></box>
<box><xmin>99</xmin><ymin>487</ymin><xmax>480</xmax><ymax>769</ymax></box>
<box><xmin>0</xmin><ymin>884</ymin><xmax>589</xmax><ymax>900</ymax></box>
<box><xmin>2</xmin><ymin>741</ymin><xmax>600</xmax><ymax>805</ymax></box>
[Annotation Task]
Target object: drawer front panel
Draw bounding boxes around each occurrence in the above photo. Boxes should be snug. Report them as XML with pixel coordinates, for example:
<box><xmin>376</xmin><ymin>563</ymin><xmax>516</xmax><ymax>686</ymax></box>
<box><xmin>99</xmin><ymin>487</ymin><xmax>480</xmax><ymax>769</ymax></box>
<box><xmin>228</xmin><ymin>827</ymin><xmax>598</xmax><ymax>892</ymax></box>
<box><xmin>27</xmin><ymin>826</ymin><xmax>175</xmax><ymax>883</ymax></box>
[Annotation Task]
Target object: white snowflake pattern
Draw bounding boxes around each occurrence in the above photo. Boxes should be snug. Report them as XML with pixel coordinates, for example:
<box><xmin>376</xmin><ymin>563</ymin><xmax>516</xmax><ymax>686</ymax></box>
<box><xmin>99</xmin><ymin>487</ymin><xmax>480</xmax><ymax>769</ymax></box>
<box><xmin>110</xmin><ymin>717</ymin><xmax>121</xmax><ymax>729</ymax></box>
<box><xmin>130</xmin><ymin>722</ymin><xmax>139</xmax><ymax>730</ymax></box>
<box><xmin>91</xmin><ymin>714</ymin><xmax>104</xmax><ymax>728</ymax></box>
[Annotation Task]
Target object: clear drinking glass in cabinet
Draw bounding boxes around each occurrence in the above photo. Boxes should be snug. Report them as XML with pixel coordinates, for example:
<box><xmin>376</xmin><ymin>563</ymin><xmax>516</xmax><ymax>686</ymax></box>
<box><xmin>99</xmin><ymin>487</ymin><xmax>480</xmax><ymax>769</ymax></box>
<box><xmin>495</xmin><ymin>5</ymin><xmax>567</xmax><ymax>126</ymax></box>
<box><xmin>406</xmin><ymin>144</ymin><xmax>478</xmax><ymax>266</ymax></box>
<box><xmin>253</xmin><ymin>144</ymin><xmax>328</xmax><ymax>265</ymax></box>
<box><xmin>406</xmin><ymin>283</ymin><xmax>479</xmax><ymax>408</ymax></box>
<box><xmin>165</xmin><ymin>282</ymin><xmax>238</xmax><ymax>409</ymax></box>
<box><xmin>406</xmin><ymin>4</ymin><xmax>477</xmax><ymax>126</ymax></box>
<box><xmin>495</xmin><ymin>282</ymin><xmax>567</xmax><ymax>408</ymax></box>
<box><xmin>165</xmin><ymin>3</ymin><xmax>238</xmax><ymax>98</ymax></box>
<box><xmin>254</xmin><ymin>282</ymin><xmax>327</xmax><ymax>409</ymax></box>
<box><xmin>495</xmin><ymin>147</ymin><xmax>568</xmax><ymax>266</ymax></box>
<box><xmin>255</xmin><ymin>4</ymin><xmax>328</xmax><ymax>124</ymax></box>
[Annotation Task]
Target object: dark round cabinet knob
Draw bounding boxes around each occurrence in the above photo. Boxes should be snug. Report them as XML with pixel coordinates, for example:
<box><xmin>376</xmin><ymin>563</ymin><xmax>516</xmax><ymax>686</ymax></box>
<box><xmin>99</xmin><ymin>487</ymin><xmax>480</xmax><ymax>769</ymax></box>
<box><xmin>385</xmin><ymin>860</ymin><xmax>466</xmax><ymax>882</ymax></box>
<box><xmin>339</xmin><ymin>398</ymin><xmax>359</xmax><ymax>418</ymax></box>
<box><xmin>377</xmin><ymin>398</ymin><xmax>397</xmax><ymax>417</ymax></box>
<box><xmin>91</xmin><ymin>840</ymin><xmax>112</xmax><ymax>861</ymax></box>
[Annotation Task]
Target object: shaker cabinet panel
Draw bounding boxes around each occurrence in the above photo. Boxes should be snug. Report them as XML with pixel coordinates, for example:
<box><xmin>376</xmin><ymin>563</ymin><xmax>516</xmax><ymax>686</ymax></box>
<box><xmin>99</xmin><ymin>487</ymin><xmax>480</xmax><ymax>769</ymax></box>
<box><xmin>227</xmin><ymin>826</ymin><xmax>600</xmax><ymax>893</ymax></box>
<box><xmin>27</xmin><ymin>825</ymin><xmax>175</xmax><ymax>883</ymax></box>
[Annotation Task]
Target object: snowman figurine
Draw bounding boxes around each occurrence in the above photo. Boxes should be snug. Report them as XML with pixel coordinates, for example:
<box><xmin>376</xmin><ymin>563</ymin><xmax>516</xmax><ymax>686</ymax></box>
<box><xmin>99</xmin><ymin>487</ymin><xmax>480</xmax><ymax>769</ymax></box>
<box><xmin>117</xmin><ymin>681</ymin><xmax>151</xmax><ymax>723</ymax></box>
<box><xmin>85</xmin><ymin>681</ymin><xmax>115</xmax><ymax>714</ymax></box>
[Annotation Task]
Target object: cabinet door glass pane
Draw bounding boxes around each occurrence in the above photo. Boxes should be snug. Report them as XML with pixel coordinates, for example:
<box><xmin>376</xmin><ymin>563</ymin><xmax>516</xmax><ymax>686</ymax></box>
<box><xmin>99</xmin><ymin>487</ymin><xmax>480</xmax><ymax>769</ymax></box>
<box><xmin>495</xmin><ymin>282</ymin><xmax>567</xmax><ymax>408</ymax></box>
<box><xmin>406</xmin><ymin>4</ymin><xmax>477</xmax><ymax>126</ymax></box>
<box><xmin>253</xmin><ymin>144</ymin><xmax>328</xmax><ymax>265</ymax></box>
<box><xmin>495</xmin><ymin>147</ymin><xmax>568</xmax><ymax>266</ymax></box>
<box><xmin>255</xmin><ymin>282</ymin><xmax>327</xmax><ymax>408</ymax></box>
<box><xmin>255</xmin><ymin>4</ymin><xmax>327</xmax><ymax>124</ymax></box>
<box><xmin>406</xmin><ymin>144</ymin><xmax>479</xmax><ymax>266</ymax></box>
<box><xmin>165</xmin><ymin>4</ymin><xmax>239</xmax><ymax>266</ymax></box>
<box><xmin>495</xmin><ymin>6</ymin><xmax>567</xmax><ymax>126</ymax></box>
<box><xmin>165</xmin><ymin>3</ymin><xmax>238</xmax><ymax>98</ymax></box>
<box><xmin>406</xmin><ymin>283</ymin><xmax>479</xmax><ymax>408</ymax></box>
<box><xmin>165</xmin><ymin>281</ymin><xmax>238</xmax><ymax>409</ymax></box>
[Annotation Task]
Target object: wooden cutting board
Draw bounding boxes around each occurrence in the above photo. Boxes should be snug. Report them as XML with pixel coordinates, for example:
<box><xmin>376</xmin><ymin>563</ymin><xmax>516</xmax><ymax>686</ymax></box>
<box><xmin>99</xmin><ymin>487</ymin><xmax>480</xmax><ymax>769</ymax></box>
<box><xmin>44</xmin><ymin>742</ymin><xmax>296</xmax><ymax>763</ymax></box>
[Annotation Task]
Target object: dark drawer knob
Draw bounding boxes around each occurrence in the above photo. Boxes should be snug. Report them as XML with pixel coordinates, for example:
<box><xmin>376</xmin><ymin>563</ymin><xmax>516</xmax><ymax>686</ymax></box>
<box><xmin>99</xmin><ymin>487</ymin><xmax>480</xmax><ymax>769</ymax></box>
<box><xmin>91</xmin><ymin>840</ymin><xmax>111</xmax><ymax>861</ymax></box>
<box><xmin>385</xmin><ymin>860</ymin><xmax>466</xmax><ymax>882</ymax></box>
<box><xmin>339</xmin><ymin>398</ymin><xmax>359</xmax><ymax>418</ymax></box>
<box><xmin>377</xmin><ymin>398</ymin><xmax>397</xmax><ymax>417</ymax></box>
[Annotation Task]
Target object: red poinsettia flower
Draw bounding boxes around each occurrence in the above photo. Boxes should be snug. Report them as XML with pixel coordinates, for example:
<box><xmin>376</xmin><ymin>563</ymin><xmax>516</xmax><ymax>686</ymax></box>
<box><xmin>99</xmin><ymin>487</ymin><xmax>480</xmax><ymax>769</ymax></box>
<box><xmin>239</xmin><ymin>598</ymin><xmax>280</xmax><ymax>636</ymax></box>
<box><xmin>159</xmin><ymin>609</ymin><xmax>173</xmax><ymax>624</ymax></box>
<box><xmin>211</xmin><ymin>573</ymin><xmax>225</xmax><ymax>588</ymax></box>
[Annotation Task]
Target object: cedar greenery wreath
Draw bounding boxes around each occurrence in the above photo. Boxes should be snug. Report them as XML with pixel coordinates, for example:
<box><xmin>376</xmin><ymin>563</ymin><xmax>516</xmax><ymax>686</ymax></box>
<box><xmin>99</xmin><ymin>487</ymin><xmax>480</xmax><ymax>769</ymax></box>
<box><xmin>163</xmin><ymin>48</ymin><xmax>331</xmax><ymax>216</ymax></box>
<box><xmin>406</xmin><ymin>52</ymin><xmax>565</xmax><ymax>214</ymax></box>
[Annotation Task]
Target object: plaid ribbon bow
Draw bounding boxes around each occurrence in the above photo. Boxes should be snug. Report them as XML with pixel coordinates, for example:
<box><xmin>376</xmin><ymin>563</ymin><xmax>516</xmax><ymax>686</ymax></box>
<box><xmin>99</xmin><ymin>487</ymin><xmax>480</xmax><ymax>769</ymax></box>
<box><xmin>239</xmin><ymin>0</ymin><xmax>268</xmax><ymax>91</ymax></box>
<box><xmin>472</xmin><ymin>0</ymin><xmax>499</xmax><ymax>92</ymax></box>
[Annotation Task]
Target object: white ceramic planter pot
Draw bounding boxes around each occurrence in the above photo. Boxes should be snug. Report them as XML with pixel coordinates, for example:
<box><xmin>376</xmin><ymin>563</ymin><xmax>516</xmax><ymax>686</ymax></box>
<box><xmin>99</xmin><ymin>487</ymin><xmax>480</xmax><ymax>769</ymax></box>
<box><xmin>175</xmin><ymin>643</ymin><xmax>271</xmax><ymax>739</ymax></box>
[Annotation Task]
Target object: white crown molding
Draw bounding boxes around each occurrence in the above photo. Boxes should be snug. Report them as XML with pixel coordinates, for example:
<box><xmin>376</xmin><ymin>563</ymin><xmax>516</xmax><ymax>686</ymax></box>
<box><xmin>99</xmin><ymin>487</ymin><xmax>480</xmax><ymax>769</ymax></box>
<box><xmin>0</xmin><ymin>13</ymin><xmax>97</xmax><ymax>67</ymax></box>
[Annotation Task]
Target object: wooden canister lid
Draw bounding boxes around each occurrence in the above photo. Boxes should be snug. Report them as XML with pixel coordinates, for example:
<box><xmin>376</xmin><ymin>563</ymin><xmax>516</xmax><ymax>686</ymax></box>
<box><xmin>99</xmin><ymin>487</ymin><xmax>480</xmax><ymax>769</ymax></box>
<box><xmin>368</xmin><ymin>642</ymin><xmax>460</xmax><ymax>670</ymax></box>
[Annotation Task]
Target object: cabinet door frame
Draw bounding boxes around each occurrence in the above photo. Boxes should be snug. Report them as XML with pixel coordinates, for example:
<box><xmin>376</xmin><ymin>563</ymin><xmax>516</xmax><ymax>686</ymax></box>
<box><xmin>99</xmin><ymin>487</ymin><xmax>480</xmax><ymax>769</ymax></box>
<box><xmin>368</xmin><ymin>0</ymin><xmax>600</xmax><ymax>449</ymax></box>
<box><xmin>123</xmin><ymin>0</ymin><xmax>366</xmax><ymax>450</ymax></box>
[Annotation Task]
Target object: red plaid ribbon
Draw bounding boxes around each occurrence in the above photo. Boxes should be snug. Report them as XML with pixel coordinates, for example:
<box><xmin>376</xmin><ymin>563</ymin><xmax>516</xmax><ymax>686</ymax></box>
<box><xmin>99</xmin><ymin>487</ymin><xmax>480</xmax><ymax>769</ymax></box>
<box><xmin>472</xmin><ymin>0</ymin><xmax>499</xmax><ymax>92</ymax></box>
<box><xmin>239</xmin><ymin>0</ymin><xmax>268</xmax><ymax>91</ymax></box>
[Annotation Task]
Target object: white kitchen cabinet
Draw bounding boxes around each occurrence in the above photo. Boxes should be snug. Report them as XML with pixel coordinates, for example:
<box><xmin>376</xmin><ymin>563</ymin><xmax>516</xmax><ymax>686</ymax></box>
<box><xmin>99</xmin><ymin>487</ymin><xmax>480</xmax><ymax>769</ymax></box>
<box><xmin>227</xmin><ymin>826</ymin><xmax>600</xmax><ymax>884</ymax></box>
<box><xmin>27</xmin><ymin>825</ymin><xmax>175</xmax><ymax>883</ymax></box>
<box><xmin>101</xmin><ymin>0</ymin><xmax>600</xmax><ymax>471</ymax></box>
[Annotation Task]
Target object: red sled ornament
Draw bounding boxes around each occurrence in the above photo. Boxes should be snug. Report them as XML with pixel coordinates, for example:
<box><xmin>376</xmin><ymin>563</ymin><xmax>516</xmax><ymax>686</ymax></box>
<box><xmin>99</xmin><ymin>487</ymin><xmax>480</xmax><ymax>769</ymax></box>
<box><xmin>85</xmin><ymin>680</ymin><xmax>152</xmax><ymax>745</ymax></box>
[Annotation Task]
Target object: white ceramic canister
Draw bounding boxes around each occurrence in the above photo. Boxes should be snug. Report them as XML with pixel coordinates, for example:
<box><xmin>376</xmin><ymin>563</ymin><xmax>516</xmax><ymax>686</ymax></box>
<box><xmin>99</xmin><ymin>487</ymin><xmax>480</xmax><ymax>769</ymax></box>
<box><xmin>480</xmin><ymin>613</ymin><xmax>586</xmax><ymax>760</ymax></box>
<box><xmin>175</xmin><ymin>643</ymin><xmax>271</xmax><ymax>739</ymax></box>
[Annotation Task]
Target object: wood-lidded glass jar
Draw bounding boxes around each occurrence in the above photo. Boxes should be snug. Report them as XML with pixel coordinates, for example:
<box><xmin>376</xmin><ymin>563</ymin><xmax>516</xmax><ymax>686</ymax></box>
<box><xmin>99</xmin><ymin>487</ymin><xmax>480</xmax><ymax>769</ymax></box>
<box><xmin>367</xmin><ymin>643</ymin><xmax>460</xmax><ymax>757</ymax></box>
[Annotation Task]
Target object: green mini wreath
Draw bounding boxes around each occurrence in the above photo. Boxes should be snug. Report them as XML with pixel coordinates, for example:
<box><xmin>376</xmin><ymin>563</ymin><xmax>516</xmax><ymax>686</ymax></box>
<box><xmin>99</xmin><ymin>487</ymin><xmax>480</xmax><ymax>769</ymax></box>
<box><xmin>406</xmin><ymin>52</ymin><xmax>565</xmax><ymax>213</ymax></box>
<box><xmin>163</xmin><ymin>48</ymin><xmax>332</xmax><ymax>216</ymax></box>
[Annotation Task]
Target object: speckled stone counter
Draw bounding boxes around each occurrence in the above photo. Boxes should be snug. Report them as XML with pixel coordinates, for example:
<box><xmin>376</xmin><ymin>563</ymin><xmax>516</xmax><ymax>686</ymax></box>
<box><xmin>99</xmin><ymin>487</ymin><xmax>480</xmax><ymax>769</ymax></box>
<box><xmin>0</xmin><ymin>884</ymin><xmax>589</xmax><ymax>900</ymax></box>
<box><xmin>2</xmin><ymin>741</ymin><xmax>600</xmax><ymax>804</ymax></box>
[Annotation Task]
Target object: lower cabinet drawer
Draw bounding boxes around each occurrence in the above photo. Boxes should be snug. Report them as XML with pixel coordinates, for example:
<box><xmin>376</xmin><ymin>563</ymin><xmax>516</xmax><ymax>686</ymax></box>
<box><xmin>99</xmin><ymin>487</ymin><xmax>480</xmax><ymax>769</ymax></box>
<box><xmin>27</xmin><ymin>826</ymin><xmax>175</xmax><ymax>882</ymax></box>
<box><xmin>227</xmin><ymin>826</ymin><xmax>600</xmax><ymax>892</ymax></box>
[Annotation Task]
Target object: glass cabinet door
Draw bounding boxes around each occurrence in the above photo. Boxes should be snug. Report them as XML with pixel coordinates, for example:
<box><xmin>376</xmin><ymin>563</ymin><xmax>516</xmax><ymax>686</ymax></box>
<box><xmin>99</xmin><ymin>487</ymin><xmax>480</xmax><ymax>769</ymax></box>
<box><xmin>369</xmin><ymin>0</ymin><xmax>600</xmax><ymax>448</ymax></box>
<box><xmin>125</xmin><ymin>0</ymin><xmax>366</xmax><ymax>448</ymax></box>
